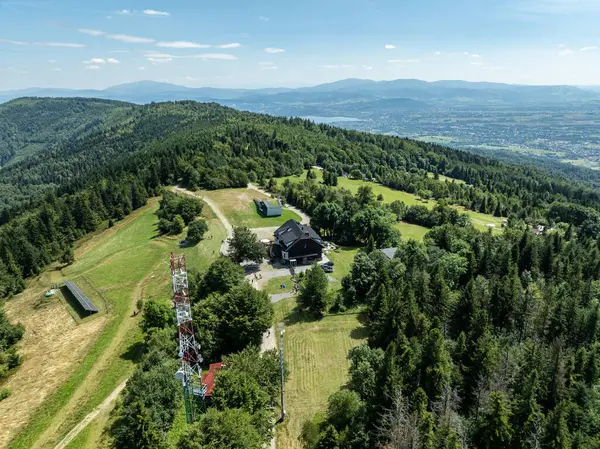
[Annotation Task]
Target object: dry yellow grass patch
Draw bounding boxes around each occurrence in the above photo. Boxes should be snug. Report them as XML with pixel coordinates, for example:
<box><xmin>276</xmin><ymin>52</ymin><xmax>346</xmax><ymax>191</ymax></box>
<box><xmin>0</xmin><ymin>273</ymin><xmax>107</xmax><ymax>448</ymax></box>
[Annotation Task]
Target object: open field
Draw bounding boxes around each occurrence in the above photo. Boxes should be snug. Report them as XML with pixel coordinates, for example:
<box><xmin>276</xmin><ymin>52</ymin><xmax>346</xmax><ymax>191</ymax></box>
<box><xmin>200</xmin><ymin>188</ymin><xmax>302</xmax><ymax>228</ymax></box>
<box><xmin>274</xmin><ymin>298</ymin><xmax>367</xmax><ymax>449</ymax></box>
<box><xmin>275</xmin><ymin>171</ymin><xmax>502</xmax><ymax>232</ymax></box>
<box><xmin>276</xmin><ymin>171</ymin><xmax>433</xmax><ymax>208</ymax></box>
<box><xmin>3</xmin><ymin>197</ymin><xmax>225</xmax><ymax>449</ymax></box>
<box><xmin>326</xmin><ymin>246</ymin><xmax>359</xmax><ymax>283</ymax></box>
<box><xmin>395</xmin><ymin>221</ymin><xmax>429</xmax><ymax>241</ymax></box>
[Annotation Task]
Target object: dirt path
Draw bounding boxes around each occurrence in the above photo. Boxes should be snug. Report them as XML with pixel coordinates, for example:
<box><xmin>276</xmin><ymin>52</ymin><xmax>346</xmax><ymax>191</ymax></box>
<box><xmin>171</xmin><ymin>187</ymin><xmax>234</xmax><ymax>255</ymax></box>
<box><xmin>53</xmin><ymin>380</ymin><xmax>127</xmax><ymax>449</ymax></box>
<box><xmin>247</xmin><ymin>184</ymin><xmax>310</xmax><ymax>224</ymax></box>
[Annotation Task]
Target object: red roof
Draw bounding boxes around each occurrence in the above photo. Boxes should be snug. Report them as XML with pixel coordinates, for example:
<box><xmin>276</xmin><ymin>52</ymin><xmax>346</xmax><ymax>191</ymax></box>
<box><xmin>201</xmin><ymin>362</ymin><xmax>223</xmax><ymax>397</ymax></box>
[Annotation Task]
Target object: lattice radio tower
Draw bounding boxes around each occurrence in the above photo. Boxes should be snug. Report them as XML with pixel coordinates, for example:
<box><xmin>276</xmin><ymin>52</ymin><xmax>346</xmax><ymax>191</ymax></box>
<box><xmin>170</xmin><ymin>252</ymin><xmax>207</xmax><ymax>424</ymax></box>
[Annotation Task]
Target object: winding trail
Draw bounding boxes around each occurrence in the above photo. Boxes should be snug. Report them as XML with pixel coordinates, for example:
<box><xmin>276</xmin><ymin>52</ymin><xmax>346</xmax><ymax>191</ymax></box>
<box><xmin>172</xmin><ymin>186</ymin><xmax>234</xmax><ymax>255</ymax></box>
<box><xmin>53</xmin><ymin>381</ymin><xmax>127</xmax><ymax>449</ymax></box>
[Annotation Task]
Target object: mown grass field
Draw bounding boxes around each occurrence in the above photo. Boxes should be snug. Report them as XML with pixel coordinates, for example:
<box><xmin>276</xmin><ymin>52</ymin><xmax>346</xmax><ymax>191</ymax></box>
<box><xmin>326</xmin><ymin>246</ymin><xmax>359</xmax><ymax>283</ymax></box>
<box><xmin>5</xmin><ymin>197</ymin><xmax>225</xmax><ymax>449</ymax></box>
<box><xmin>274</xmin><ymin>298</ymin><xmax>367</xmax><ymax>449</ymax></box>
<box><xmin>200</xmin><ymin>187</ymin><xmax>301</xmax><ymax>228</ymax></box>
<box><xmin>395</xmin><ymin>221</ymin><xmax>429</xmax><ymax>241</ymax></box>
<box><xmin>275</xmin><ymin>170</ymin><xmax>502</xmax><ymax>232</ymax></box>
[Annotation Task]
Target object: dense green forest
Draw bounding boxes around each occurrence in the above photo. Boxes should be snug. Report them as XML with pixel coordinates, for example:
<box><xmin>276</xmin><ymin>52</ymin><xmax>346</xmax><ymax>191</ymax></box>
<box><xmin>3</xmin><ymin>97</ymin><xmax>600</xmax><ymax>446</ymax></box>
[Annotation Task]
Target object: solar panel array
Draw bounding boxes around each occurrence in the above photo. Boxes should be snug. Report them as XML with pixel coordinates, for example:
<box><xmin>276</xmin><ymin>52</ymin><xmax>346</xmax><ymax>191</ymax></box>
<box><xmin>64</xmin><ymin>281</ymin><xmax>99</xmax><ymax>314</ymax></box>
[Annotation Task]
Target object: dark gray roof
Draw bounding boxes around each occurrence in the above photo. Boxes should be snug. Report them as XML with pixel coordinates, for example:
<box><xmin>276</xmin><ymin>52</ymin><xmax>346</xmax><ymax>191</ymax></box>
<box><xmin>380</xmin><ymin>247</ymin><xmax>398</xmax><ymax>260</ymax></box>
<box><xmin>274</xmin><ymin>219</ymin><xmax>325</xmax><ymax>250</ymax></box>
<box><xmin>64</xmin><ymin>281</ymin><xmax>98</xmax><ymax>313</ymax></box>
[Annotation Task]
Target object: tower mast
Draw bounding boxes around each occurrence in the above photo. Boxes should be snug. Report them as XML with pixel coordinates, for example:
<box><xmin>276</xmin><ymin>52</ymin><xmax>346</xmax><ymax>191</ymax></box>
<box><xmin>171</xmin><ymin>252</ymin><xmax>206</xmax><ymax>423</ymax></box>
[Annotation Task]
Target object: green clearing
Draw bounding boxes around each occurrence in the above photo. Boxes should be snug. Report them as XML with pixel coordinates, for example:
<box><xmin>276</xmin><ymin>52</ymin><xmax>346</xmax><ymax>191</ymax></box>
<box><xmin>200</xmin><ymin>188</ymin><xmax>302</xmax><ymax>228</ymax></box>
<box><xmin>265</xmin><ymin>276</ymin><xmax>296</xmax><ymax>295</ymax></box>
<box><xmin>274</xmin><ymin>298</ymin><xmax>367</xmax><ymax>449</ymax></box>
<box><xmin>395</xmin><ymin>221</ymin><xmax>429</xmax><ymax>241</ymax></box>
<box><xmin>275</xmin><ymin>171</ymin><xmax>502</xmax><ymax>231</ymax></box>
<box><xmin>276</xmin><ymin>171</ymin><xmax>433</xmax><ymax>208</ymax></box>
<box><xmin>462</xmin><ymin>209</ymin><xmax>505</xmax><ymax>232</ymax></box>
<box><xmin>9</xmin><ymin>198</ymin><xmax>225</xmax><ymax>449</ymax></box>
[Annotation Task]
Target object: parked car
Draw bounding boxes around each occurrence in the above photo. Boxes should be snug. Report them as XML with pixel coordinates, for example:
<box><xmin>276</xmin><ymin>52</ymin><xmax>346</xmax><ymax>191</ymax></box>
<box><xmin>321</xmin><ymin>265</ymin><xmax>333</xmax><ymax>273</ymax></box>
<box><xmin>324</xmin><ymin>261</ymin><xmax>334</xmax><ymax>267</ymax></box>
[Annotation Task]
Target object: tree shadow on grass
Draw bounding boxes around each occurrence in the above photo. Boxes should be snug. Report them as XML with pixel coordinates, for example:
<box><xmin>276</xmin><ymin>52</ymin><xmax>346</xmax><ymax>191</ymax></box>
<box><xmin>120</xmin><ymin>340</ymin><xmax>146</xmax><ymax>363</ymax></box>
<box><xmin>283</xmin><ymin>304</ymin><xmax>322</xmax><ymax>326</ymax></box>
<box><xmin>349</xmin><ymin>325</ymin><xmax>370</xmax><ymax>341</ymax></box>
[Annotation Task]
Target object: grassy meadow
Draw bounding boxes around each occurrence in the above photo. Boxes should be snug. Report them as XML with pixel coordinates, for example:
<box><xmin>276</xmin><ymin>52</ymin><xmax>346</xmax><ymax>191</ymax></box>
<box><xmin>5</xmin><ymin>197</ymin><xmax>224</xmax><ymax>449</ymax></box>
<box><xmin>200</xmin><ymin>188</ymin><xmax>301</xmax><ymax>228</ymax></box>
<box><xmin>274</xmin><ymin>298</ymin><xmax>367</xmax><ymax>449</ymax></box>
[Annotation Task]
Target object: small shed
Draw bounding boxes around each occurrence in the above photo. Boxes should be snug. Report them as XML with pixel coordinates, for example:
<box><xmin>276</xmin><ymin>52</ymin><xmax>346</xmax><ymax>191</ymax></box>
<box><xmin>255</xmin><ymin>198</ymin><xmax>282</xmax><ymax>217</ymax></box>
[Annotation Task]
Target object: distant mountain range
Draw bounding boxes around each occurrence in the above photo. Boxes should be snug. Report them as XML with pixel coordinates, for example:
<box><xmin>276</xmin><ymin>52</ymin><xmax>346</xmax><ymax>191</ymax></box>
<box><xmin>1</xmin><ymin>79</ymin><xmax>600</xmax><ymax>117</ymax></box>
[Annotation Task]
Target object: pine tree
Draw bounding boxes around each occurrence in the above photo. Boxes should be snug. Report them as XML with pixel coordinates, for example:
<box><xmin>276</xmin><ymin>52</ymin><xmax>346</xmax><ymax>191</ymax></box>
<box><xmin>480</xmin><ymin>391</ymin><xmax>513</xmax><ymax>449</ymax></box>
<box><xmin>420</xmin><ymin>328</ymin><xmax>451</xmax><ymax>401</ymax></box>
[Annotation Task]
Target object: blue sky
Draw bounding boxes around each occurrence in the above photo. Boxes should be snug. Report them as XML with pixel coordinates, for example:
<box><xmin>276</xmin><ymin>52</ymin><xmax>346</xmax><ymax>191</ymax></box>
<box><xmin>1</xmin><ymin>0</ymin><xmax>600</xmax><ymax>89</ymax></box>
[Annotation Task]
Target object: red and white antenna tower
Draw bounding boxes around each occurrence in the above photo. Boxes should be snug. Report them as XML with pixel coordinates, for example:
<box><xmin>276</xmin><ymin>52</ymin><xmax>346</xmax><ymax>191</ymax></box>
<box><xmin>170</xmin><ymin>252</ymin><xmax>206</xmax><ymax>423</ymax></box>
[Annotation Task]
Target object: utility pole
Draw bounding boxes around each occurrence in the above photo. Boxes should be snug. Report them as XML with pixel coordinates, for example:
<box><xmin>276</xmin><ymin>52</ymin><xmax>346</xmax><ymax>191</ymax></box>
<box><xmin>278</xmin><ymin>322</ymin><xmax>286</xmax><ymax>422</ymax></box>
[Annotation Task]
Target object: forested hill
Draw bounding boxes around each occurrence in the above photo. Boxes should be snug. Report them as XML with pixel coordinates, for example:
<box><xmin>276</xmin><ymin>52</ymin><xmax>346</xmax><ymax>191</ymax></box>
<box><xmin>3</xmin><ymin>96</ymin><xmax>600</xmax><ymax>295</ymax></box>
<box><xmin>0</xmin><ymin>97</ymin><xmax>134</xmax><ymax>168</ymax></box>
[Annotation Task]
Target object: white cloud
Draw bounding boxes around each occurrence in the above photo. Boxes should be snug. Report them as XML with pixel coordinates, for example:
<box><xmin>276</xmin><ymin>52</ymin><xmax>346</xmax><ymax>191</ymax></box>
<box><xmin>144</xmin><ymin>9</ymin><xmax>170</xmax><ymax>16</ymax></box>
<box><xmin>89</xmin><ymin>58</ymin><xmax>106</xmax><ymax>64</ymax></box>
<box><xmin>0</xmin><ymin>67</ymin><xmax>28</xmax><ymax>74</ymax></box>
<box><xmin>265</xmin><ymin>47</ymin><xmax>285</xmax><ymax>53</ymax></box>
<box><xmin>470</xmin><ymin>61</ymin><xmax>483</xmax><ymax>66</ymax></box>
<box><xmin>260</xmin><ymin>16</ymin><xmax>269</xmax><ymax>21</ymax></box>
<box><xmin>47</xmin><ymin>59</ymin><xmax>57</xmax><ymax>63</ymax></box>
<box><xmin>78</xmin><ymin>28</ymin><xmax>104</xmax><ymax>36</ymax></box>
<box><xmin>361</xmin><ymin>65</ymin><xmax>373</xmax><ymax>70</ymax></box>
<box><xmin>148</xmin><ymin>57</ymin><xmax>172</xmax><ymax>64</ymax></box>
<box><xmin>184</xmin><ymin>75</ymin><xmax>197</xmax><ymax>81</ymax></box>
<box><xmin>320</xmin><ymin>64</ymin><xmax>352</xmax><ymax>69</ymax></box>
<box><xmin>138</xmin><ymin>66</ymin><xmax>146</xmax><ymax>70</ymax></box>
<box><xmin>85</xmin><ymin>65</ymin><xmax>101</xmax><ymax>70</ymax></box>
<box><xmin>559</xmin><ymin>48</ymin><xmax>574</xmax><ymax>55</ymax></box>
<box><xmin>145</xmin><ymin>52</ymin><xmax>237</xmax><ymax>62</ymax></box>
<box><xmin>384</xmin><ymin>44</ymin><xmax>396</xmax><ymax>49</ymax></box>
<box><xmin>78</xmin><ymin>28</ymin><xmax>153</xmax><ymax>43</ymax></box>
<box><xmin>118</xmin><ymin>9</ymin><xmax>131</xmax><ymax>15</ymax></box>
<box><xmin>258</xmin><ymin>61</ymin><xmax>275</xmax><ymax>66</ymax></box>
<box><xmin>107</xmin><ymin>58</ymin><xmax>120</xmax><ymax>64</ymax></box>
<box><xmin>106</xmin><ymin>33</ymin><xmax>154</xmax><ymax>43</ymax></box>
<box><xmin>0</xmin><ymin>39</ymin><xmax>85</xmax><ymax>48</ymax></box>
<box><xmin>261</xmin><ymin>66</ymin><xmax>278</xmax><ymax>70</ymax></box>
<box><xmin>190</xmin><ymin>53</ymin><xmax>237</xmax><ymax>60</ymax></box>
<box><xmin>217</xmin><ymin>43</ymin><xmax>241</xmax><ymax>49</ymax></box>
<box><xmin>580</xmin><ymin>46</ymin><xmax>598</xmax><ymax>51</ymax></box>
<box><xmin>471</xmin><ymin>53</ymin><xmax>481</xmax><ymax>58</ymax></box>
<box><xmin>388</xmin><ymin>59</ymin><xmax>419</xmax><ymax>63</ymax></box>
<box><xmin>52</xmin><ymin>68</ymin><xmax>62</xmax><ymax>72</ymax></box>
<box><xmin>433</xmin><ymin>51</ymin><xmax>442</xmax><ymax>56</ymax></box>
<box><xmin>157</xmin><ymin>41</ymin><xmax>211</xmax><ymax>48</ymax></box>
<box><xmin>558</xmin><ymin>44</ymin><xmax>566</xmax><ymax>48</ymax></box>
